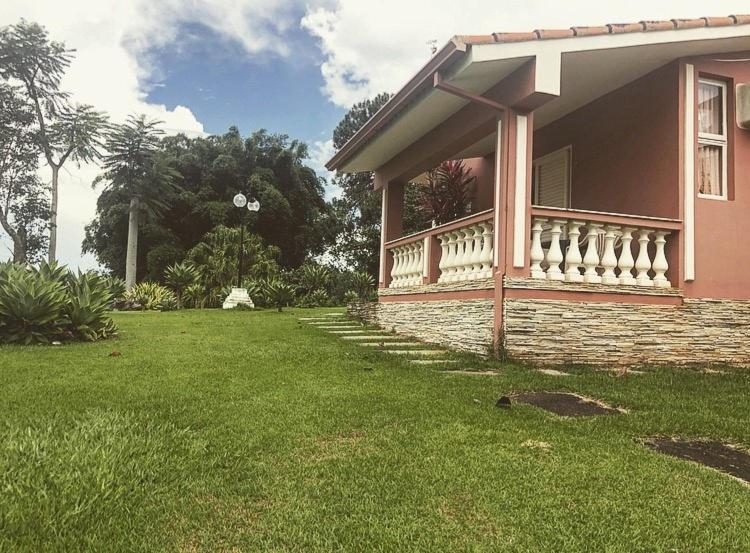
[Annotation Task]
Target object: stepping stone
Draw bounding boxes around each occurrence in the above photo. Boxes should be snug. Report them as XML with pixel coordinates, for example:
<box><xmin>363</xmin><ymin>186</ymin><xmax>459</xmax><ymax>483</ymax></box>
<box><xmin>383</xmin><ymin>349</ymin><xmax>448</xmax><ymax>356</ymax></box>
<box><xmin>409</xmin><ymin>359</ymin><xmax>459</xmax><ymax>365</ymax></box>
<box><xmin>440</xmin><ymin>369</ymin><xmax>499</xmax><ymax>376</ymax></box>
<box><xmin>328</xmin><ymin>330</ymin><xmax>372</xmax><ymax>335</ymax></box>
<box><xmin>340</xmin><ymin>334</ymin><xmax>402</xmax><ymax>341</ymax></box>
<box><xmin>645</xmin><ymin>438</ymin><xmax>750</xmax><ymax>484</ymax></box>
<box><xmin>323</xmin><ymin>313</ymin><xmax>345</xmax><ymax>317</ymax></box>
<box><xmin>356</xmin><ymin>342</ymin><xmax>424</xmax><ymax>347</ymax></box>
<box><xmin>512</xmin><ymin>392</ymin><xmax>620</xmax><ymax>417</ymax></box>
<box><xmin>536</xmin><ymin>368</ymin><xmax>571</xmax><ymax>377</ymax></box>
<box><xmin>315</xmin><ymin>325</ymin><xmax>362</xmax><ymax>330</ymax></box>
<box><xmin>307</xmin><ymin>321</ymin><xmax>357</xmax><ymax>326</ymax></box>
<box><xmin>298</xmin><ymin>317</ymin><xmax>330</xmax><ymax>321</ymax></box>
<box><xmin>598</xmin><ymin>368</ymin><xmax>646</xmax><ymax>375</ymax></box>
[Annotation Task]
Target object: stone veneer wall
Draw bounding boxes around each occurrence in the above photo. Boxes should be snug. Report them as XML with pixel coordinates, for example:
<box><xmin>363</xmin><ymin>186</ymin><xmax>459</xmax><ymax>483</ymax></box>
<box><xmin>503</xmin><ymin>297</ymin><xmax>750</xmax><ymax>366</ymax></box>
<box><xmin>348</xmin><ymin>298</ymin><xmax>494</xmax><ymax>355</ymax></box>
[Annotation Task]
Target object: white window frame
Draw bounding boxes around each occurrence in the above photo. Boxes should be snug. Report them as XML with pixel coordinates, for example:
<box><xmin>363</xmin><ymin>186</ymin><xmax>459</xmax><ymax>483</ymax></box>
<box><xmin>697</xmin><ymin>78</ymin><xmax>728</xmax><ymax>201</ymax></box>
<box><xmin>532</xmin><ymin>145</ymin><xmax>572</xmax><ymax>208</ymax></box>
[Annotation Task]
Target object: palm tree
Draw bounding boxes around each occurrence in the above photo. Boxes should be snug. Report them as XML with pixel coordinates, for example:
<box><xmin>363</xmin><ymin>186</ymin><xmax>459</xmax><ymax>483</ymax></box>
<box><xmin>94</xmin><ymin>115</ymin><xmax>179</xmax><ymax>289</ymax></box>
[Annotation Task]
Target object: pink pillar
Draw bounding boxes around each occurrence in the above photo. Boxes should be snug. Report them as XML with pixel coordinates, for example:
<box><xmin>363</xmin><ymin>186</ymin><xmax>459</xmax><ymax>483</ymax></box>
<box><xmin>378</xmin><ymin>179</ymin><xmax>404</xmax><ymax>288</ymax></box>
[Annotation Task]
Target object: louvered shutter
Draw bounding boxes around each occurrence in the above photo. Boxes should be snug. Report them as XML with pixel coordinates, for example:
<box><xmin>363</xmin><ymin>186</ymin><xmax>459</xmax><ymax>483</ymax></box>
<box><xmin>533</xmin><ymin>148</ymin><xmax>570</xmax><ymax>208</ymax></box>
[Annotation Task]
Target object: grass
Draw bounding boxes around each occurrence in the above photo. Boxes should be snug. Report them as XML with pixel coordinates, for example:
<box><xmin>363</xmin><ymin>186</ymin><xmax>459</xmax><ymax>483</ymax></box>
<box><xmin>2</xmin><ymin>308</ymin><xmax>750</xmax><ymax>551</ymax></box>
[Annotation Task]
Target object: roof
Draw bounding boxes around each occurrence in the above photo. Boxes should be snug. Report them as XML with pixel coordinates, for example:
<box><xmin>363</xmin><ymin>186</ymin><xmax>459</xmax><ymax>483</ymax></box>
<box><xmin>459</xmin><ymin>15</ymin><xmax>750</xmax><ymax>45</ymax></box>
<box><xmin>327</xmin><ymin>15</ymin><xmax>750</xmax><ymax>172</ymax></box>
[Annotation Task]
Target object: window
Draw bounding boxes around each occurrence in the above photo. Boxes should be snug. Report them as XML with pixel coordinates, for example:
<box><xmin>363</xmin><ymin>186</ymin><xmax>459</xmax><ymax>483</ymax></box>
<box><xmin>697</xmin><ymin>79</ymin><xmax>728</xmax><ymax>199</ymax></box>
<box><xmin>532</xmin><ymin>146</ymin><xmax>571</xmax><ymax>208</ymax></box>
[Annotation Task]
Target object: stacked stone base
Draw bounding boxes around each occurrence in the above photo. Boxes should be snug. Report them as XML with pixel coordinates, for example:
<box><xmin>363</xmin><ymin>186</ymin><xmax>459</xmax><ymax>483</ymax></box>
<box><xmin>503</xmin><ymin>298</ymin><xmax>750</xmax><ymax>367</ymax></box>
<box><xmin>348</xmin><ymin>298</ymin><xmax>494</xmax><ymax>355</ymax></box>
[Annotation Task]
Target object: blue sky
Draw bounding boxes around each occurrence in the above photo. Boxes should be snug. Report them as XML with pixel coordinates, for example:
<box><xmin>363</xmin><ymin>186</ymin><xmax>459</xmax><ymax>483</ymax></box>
<box><xmin>143</xmin><ymin>22</ymin><xmax>345</xmax><ymax>145</ymax></box>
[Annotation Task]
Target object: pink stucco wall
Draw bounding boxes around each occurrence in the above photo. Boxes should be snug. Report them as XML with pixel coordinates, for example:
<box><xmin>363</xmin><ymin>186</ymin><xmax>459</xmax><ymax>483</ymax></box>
<box><xmin>532</xmin><ymin>62</ymin><xmax>681</xmax><ymax>219</ymax></box>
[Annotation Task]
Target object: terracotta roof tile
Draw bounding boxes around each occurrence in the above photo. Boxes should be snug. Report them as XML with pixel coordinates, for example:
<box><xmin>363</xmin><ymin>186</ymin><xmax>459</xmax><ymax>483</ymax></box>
<box><xmin>459</xmin><ymin>15</ymin><xmax>750</xmax><ymax>45</ymax></box>
<box><xmin>571</xmin><ymin>26</ymin><xmax>609</xmax><ymax>37</ymax></box>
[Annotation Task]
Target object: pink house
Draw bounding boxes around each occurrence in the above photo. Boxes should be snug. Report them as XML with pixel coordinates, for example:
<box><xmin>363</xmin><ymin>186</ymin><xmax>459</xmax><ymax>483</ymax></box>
<box><xmin>327</xmin><ymin>16</ymin><xmax>750</xmax><ymax>366</ymax></box>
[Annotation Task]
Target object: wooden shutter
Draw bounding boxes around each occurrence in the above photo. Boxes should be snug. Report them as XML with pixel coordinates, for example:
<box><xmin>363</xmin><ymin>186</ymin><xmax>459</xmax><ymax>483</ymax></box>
<box><xmin>533</xmin><ymin>147</ymin><xmax>570</xmax><ymax>208</ymax></box>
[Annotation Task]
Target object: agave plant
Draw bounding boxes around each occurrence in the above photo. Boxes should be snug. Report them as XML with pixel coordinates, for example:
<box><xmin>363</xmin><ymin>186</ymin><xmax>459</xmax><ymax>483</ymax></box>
<box><xmin>31</xmin><ymin>260</ymin><xmax>70</xmax><ymax>284</ymax></box>
<box><xmin>64</xmin><ymin>272</ymin><xmax>117</xmax><ymax>341</ymax></box>
<box><xmin>182</xmin><ymin>283</ymin><xmax>206</xmax><ymax>309</ymax></box>
<box><xmin>298</xmin><ymin>264</ymin><xmax>330</xmax><ymax>294</ymax></box>
<box><xmin>264</xmin><ymin>279</ymin><xmax>296</xmax><ymax>312</ymax></box>
<box><xmin>125</xmin><ymin>282</ymin><xmax>176</xmax><ymax>311</ymax></box>
<box><xmin>103</xmin><ymin>276</ymin><xmax>127</xmax><ymax>303</ymax></box>
<box><xmin>164</xmin><ymin>262</ymin><xmax>199</xmax><ymax>306</ymax></box>
<box><xmin>0</xmin><ymin>267</ymin><xmax>68</xmax><ymax>344</ymax></box>
<box><xmin>350</xmin><ymin>271</ymin><xmax>375</xmax><ymax>299</ymax></box>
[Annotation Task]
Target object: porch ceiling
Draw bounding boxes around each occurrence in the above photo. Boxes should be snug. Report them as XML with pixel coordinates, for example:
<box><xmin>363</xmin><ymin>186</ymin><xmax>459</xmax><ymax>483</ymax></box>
<box><xmin>333</xmin><ymin>23</ymin><xmax>750</xmax><ymax>174</ymax></box>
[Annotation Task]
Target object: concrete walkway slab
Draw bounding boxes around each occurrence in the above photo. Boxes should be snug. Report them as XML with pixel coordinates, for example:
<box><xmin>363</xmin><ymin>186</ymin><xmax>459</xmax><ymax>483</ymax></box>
<box><xmin>409</xmin><ymin>359</ymin><xmax>459</xmax><ymax>365</ymax></box>
<box><xmin>356</xmin><ymin>342</ymin><xmax>424</xmax><ymax>348</ymax></box>
<box><xmin>384</xmin><ymin>349</ymin><xmax>448</xmax><ymax>356</ymax></box>
<box><xmin>340</xmin><ymin>335</ymin><xmax>404</xmax><ymax>341</ymax></box>
<box><xmin>536</xmin><ymin>369</ymin><xmax>572</xmax><ymax>377</ymax></box>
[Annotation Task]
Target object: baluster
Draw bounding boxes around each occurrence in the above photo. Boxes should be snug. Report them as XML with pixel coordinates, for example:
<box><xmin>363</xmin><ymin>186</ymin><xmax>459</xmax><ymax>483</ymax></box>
<box><xmin>652</xmin><ymin>231</ymin><xmax>670</xmax><ymax>288</ymax></box>
<box><xmin>564</xmin><ymin>220</ymin><xmax>584</xmax><ymax>283</ymax></box>
<box><xmin>617</xmin><ymin>227</ymin><xmax>636</xmax><ymax>285</ymax></box>
<box><xmin>444</xmin><ymin>232</ymin><xmax>458</xmax><ymax>282</ymax></box>
<box><xmin>583</xmin><ymin>223</ymin><xmax>603</xmax><ymax>283</ymax></box>
<box><xmin>530</xmin><ymin>218</ymin><xmax>546</xmax><ymax>279</ymax></box>
<box><xmin>437</xmin><ymin>234</ymin><xmax>449</xmax><ymax>283</ymax></box>
<box><xmin>600</xmin><ymin>225</ymin><xmax>620</xmax><ymax>285</ymax></box>
<box><xmin>468</xmin><ymin>225</ymin><xmax>482</xmax><ymax>280</ymax></box>
<box><xmin>415</xmin><ymin>243</ymin><xmax>424</xmax><ymax>285</ymax></box>
<box><xmin>389</xmin><ymin>247</ymin><xmax>399</xmax><ymax>288</ymax></box>
<box><xmin>545</xmin><ymin>219</ymin><xmax>565</xmax><ymax>281</ymax></box>
<box><xmin>455</xmin><ymin>230</ymin><xmax>468</xmax><ymax>281</ymax></box>
<box><xmin>479</xmin><ymin>222</ymin><xmax>493</xmax><ymax>279</ymax></box>
<box><xmin>635</xmin><ymin>229</ymin><xmax>654</xmax><ymax>287</ymax></box>
<box><xmin>407</xmin><ymin>244</ymin><xmax>418</xmax><ymax>285</ymax></box>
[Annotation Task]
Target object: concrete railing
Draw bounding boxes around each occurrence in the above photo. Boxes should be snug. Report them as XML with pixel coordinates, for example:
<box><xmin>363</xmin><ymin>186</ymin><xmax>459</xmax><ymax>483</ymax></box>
<box><xmin>529</xmin><ymin>207</ymin><xmax>682</xmax><ymax>288</ymax></box>
<box><xmin>385</xmin><ymin>209</ymin><xmax>494</xmax><ymax>288</ymax></box>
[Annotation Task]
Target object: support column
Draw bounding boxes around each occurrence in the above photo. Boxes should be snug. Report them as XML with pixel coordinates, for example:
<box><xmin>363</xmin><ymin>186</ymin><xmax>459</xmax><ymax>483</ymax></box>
<box><xmin>378</xmin><ymin>177</ymin><xmax>404</xmax><ymax>288</ymax></box>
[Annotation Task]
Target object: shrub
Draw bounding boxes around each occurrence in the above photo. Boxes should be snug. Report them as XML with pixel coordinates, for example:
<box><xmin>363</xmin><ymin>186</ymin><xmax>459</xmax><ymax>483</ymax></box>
<box><xmin>243</xmin><ymin>279</ymin><xmax>268</xmax><ymax>308</ymax></box>
<box><xmin>64</xmin><ymin>272</ymin><xmax>118</xmax><ymax>341</ymax></box>
<box><xmin>0</xmin><ymin>266</ymin><xmax>68</xmax><ymax>344</ymax></box>
<box><xmin>125</xmin><ymin>282</ymin><xmax>176</xmax><ymax>311</ymax></box>
<box><xmin>182</xmin><ymin>283</ymin><xmax>206</xmax><ymax>309</ymax></box>
<box><xmin>103</xmin><ymin>276</ymin><xmax>127</xmax><ymax>304</ymax></box>
<box><xmin>296</xmin><ymin>288</ymin><xmax>330</xmax><ymax>308</ymax></box>
<box><xmin>343</xmin><ymin>290</ymin><xmax>359</xmax><ymax>305</ymax></box>
<box><xmin>0</xmin><ymin>262</ymin><xmax>118</xmax><ymax>345</ymax></box>
<box><xmin>298</xmin><ymin>263</ymin><xmax>330</xmax><ymax>294</ymax></box>
<box><xmin>164</xmin><ymin>262</ymin><xmax>199</xmax><ymax>306</ymax></box>
<box><xmin>263</xmin><ymin>279</ymin><xmax>295</xmax><ymax>312</ymax></box>
<box><xmin>350</xmin><ymin>271</ymin><xmax>375</xmax><ymax>299</ymax></box>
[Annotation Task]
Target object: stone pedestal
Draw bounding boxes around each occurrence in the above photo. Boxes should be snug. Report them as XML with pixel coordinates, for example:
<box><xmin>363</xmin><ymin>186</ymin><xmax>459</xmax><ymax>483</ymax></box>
<box><xmin>222</xmin><ymin>287</ymin><xmax>255</xmax><ymax>309</ymax></box>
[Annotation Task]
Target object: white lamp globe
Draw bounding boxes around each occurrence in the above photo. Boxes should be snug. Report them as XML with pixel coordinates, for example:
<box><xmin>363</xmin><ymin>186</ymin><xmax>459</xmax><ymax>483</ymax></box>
<box><xmin>248</xmin><ymin>200</ymin><xmax>260</xmax><ymax>212</ymax></box>
<box><xmin>233</xmin><ymin>193</ymin><xmax>247</xmax><ymax>208</ymax></box>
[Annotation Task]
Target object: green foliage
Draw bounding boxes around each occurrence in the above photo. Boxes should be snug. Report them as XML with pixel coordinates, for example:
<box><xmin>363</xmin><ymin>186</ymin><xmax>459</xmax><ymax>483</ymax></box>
<box><xmin>297</xmin><ymin>263</ymin><xmax>330</xmax><ymax>294</ymax></box>
<box><xmin>343</xmin><ymin>290</ymin><xmax>360</xmax><ymax>305</ymax></box>
<box><xmin>296</xmin><ymin>289</ymin><xmax>330</xmax><ymax>308</ymax></box>
<box><xmin>103</xmin><ymin>276</ymin><xmax>126</xmax><ymax>303</ymax></box>
<box><xmin>350</xmin><ymin>271</ymin><xmax>375</xmax><ymax>299</ymax></box>
<box><xmin>124</xmin><ymin>282</ymin><xmax>176</xmax><ymax>311</ymax></box>
<box><xmin>182</xmin><ymin>283</ymin><xmax>206</xmax><ymax>309</ymax></box>
<box><xmin>64</xmin><ymin>272</ymin><xmax>117</xmax><ymax>341</ymax></box>
<box><xmin>84</xmin><ymin>126</ymin><xmax>334</xmax><ymax>279</ymax></box>
<box><xmin>263</xmin><ymin>279</ymin><xmax>295</xmax><ymax>312</ymax></box>
<box><xmin>0</xmin><ymin>261</ymin><xmax>117</xmax><ymax>344</ymax></box>
<box><xmin>164</xmin><ymin>262</ymin><xmax>199</xmax><ymax>306</ymax></box>
<box><xmin>415</xmin><ymin>159</ymin><xmax>474</xmax><ymax>225</ymax></box>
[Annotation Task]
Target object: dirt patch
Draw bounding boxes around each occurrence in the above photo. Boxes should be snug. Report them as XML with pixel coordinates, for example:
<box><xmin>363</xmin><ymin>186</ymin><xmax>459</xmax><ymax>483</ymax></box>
<box><xmin>645</xmin><ymin>437</ymin><xmax>750</xmax><ymax>484</ymax></box>
<box><xmin>310</xmin><ymin>430</ymin><xmax>369</xmax><ymax>461</ymax></box>
<box><xmin>512</xmin><ymin>392</ymin><xmax>619</xmax><ymax>416</ymax></box>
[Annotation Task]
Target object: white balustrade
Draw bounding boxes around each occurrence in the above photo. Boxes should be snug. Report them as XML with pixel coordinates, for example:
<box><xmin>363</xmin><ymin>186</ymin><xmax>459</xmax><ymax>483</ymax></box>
<box><xmin>388</xmin><ymin>241</ymin><xmax>424</xmax><ymax>288</ymax></box>
<box><xmin>437</xmin><ymin>220</ymin><xmax>494</xmax><ymax>283</ymax></box>
<box><xmin>530</xmin><ymin>215</ymin><xmax>673</xmax><ymax>288</ymax></box>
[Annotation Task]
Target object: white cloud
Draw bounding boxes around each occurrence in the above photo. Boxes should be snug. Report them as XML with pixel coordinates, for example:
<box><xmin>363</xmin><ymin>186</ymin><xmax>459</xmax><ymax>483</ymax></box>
<box><xmin>307</xmin><ymin>138</ymin><xmax>339</xmax><ymax>199</ymax></box>
<box><xmin>303</xmin><ymin>0</ymin><xmax>750</xmax><ymax>108</ymax></box>
<box><xmin>0</xmin><ymin>0</ymin><xmax>308</xmax><ymax>270</ymax></box>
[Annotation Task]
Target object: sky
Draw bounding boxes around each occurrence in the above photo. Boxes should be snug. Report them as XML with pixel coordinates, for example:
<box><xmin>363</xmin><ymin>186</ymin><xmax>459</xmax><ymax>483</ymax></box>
<box><xmin>1</xmin><ymin>0</ymin><xmax>748</xmax><ymax>270</ymax></box>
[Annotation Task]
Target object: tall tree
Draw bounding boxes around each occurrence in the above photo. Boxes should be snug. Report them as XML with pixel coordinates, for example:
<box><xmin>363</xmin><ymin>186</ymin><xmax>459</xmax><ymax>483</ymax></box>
<box><xmin>94</xmin><ymin>115</ymin><xmax>179</xmax><ymax>289</ymax></box>
<box><xmin>85</xmin><ymin>126</ymin><xmax>332</xmax><ymax>280</ymax></box>
<box><xmin>0</xmin><ymin>20</ymin><xmax>107</xmax><ymax>262</ymax></box>
<box><xmin>0</xmin><ymin>83</ymin><xmax>49</xmax><ymax>263</ymax></box>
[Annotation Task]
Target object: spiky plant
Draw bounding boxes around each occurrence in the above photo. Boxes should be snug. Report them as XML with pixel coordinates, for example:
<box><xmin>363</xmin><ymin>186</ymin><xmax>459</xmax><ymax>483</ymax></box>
<box><xmin>263</xmin><ymin>279</ymin><xmax>296</xmax><ymax>312</ymax></box>
<box><xmin>164</xmin><ymin>261</ymin><xmax>199</xmax><ymax>307</ymax></box>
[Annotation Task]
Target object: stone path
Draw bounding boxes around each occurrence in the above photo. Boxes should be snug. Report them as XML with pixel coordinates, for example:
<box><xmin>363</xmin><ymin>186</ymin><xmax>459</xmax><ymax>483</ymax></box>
<box><xmin>299</xmin><ymin>315</ymin><xmax>459</xmax><ymax>366</ymax></box>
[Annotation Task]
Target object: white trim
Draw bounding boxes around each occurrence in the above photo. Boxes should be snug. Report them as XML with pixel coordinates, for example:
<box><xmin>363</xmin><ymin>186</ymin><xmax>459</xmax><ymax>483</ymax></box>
<box><xmin>513</xmin><ymin>114</ymin><xmax>528</xmax><ymax>268</ymax></box>
<box><xmin>684</xmin><ymin>63</ymin><xmax>695</xmax><ymax>282</ymax></box>
<box><xmin>493</xmin><ymin>119</ymin><xmax>503</xmax><ymax>269</ymax></box>
<box><xmin>532</xmin><ymin>145</ymin><xmax>572</xmax><ymax>208</ymax></box>
<box><xmin>422</xmin><ymin>236</ymin><xmax>430</xmax><ymax>278</ymax></box>
<box><xmin>696</xmin><ymin>78</ymin><xmax>728</xmax><ymax>200</ymax></box>
<box><xmin>379</xmin><ymin>187</ymin><xmax>387</xmax><ymax>283</ymax></box>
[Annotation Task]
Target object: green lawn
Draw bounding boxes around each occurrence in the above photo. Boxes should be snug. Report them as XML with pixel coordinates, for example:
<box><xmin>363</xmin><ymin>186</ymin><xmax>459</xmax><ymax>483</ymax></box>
<box><xmin>2</xmin><ymin>309</ymin><xmax>750</xmax><ymax>551</ymax></box>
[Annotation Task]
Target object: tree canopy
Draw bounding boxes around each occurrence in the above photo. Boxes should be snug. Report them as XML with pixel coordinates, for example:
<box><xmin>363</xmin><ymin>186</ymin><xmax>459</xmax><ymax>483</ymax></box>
<box><xmin>84</xmin><ymin>126</ymin><xmax>333</xmax><ymax>281</ymax></box>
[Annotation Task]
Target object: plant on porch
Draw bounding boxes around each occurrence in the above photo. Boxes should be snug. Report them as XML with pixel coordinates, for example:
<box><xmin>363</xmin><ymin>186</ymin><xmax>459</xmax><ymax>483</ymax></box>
<box><xmin>415</xmin><ymin>160</ymin><xmax>475</xmax><ymax>226</ymax></box>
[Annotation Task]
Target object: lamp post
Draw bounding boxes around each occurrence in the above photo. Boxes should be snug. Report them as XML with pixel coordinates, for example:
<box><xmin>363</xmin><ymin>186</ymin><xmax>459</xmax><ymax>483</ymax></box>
<box><xmin>222</xmin><ymin>193</ymin><xmax>261</xmax><ymax>309</ymax></box>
